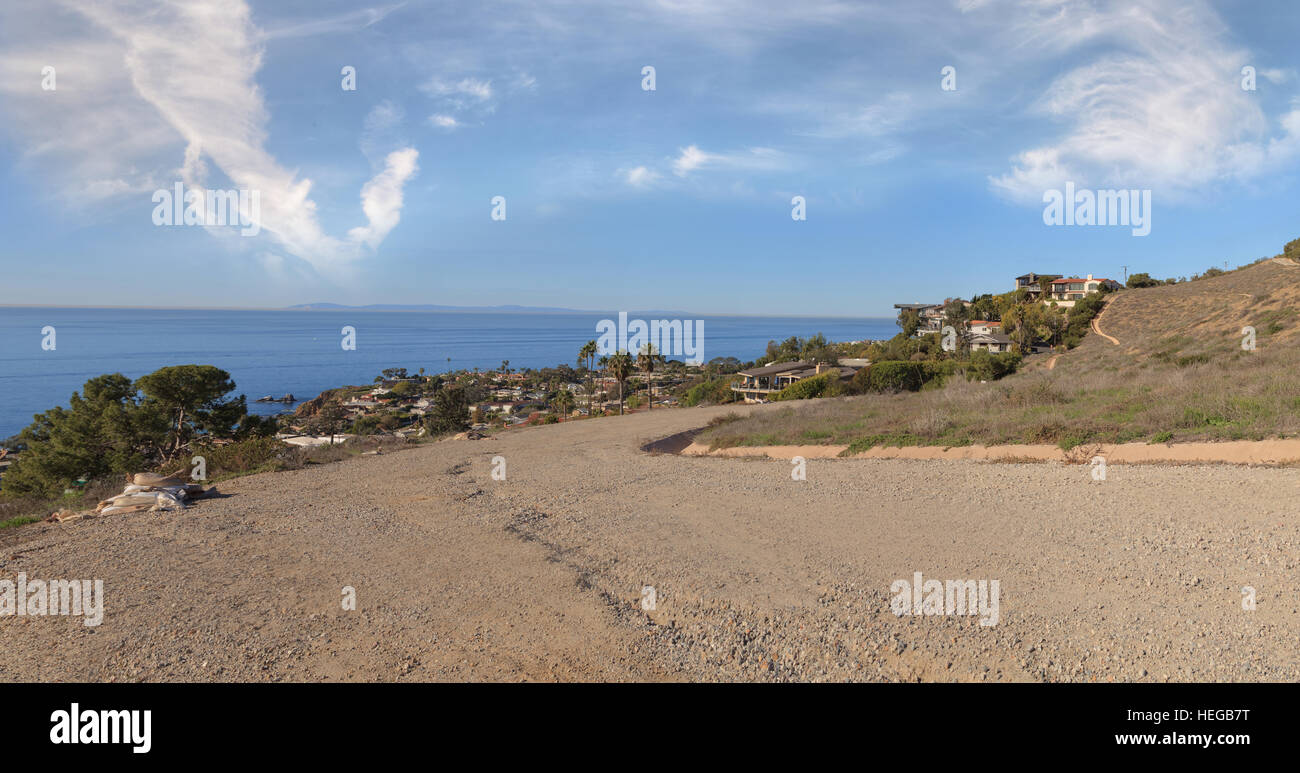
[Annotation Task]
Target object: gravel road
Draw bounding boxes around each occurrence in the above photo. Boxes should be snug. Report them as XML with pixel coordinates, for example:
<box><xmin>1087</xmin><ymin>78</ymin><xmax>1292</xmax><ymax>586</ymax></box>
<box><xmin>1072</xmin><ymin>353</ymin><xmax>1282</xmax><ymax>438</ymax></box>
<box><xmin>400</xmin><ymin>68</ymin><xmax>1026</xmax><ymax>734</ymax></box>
<box><xmin>3</xmin><ymin>403</ymin><xmax>1298</xmax><ymax>682</ymax></box>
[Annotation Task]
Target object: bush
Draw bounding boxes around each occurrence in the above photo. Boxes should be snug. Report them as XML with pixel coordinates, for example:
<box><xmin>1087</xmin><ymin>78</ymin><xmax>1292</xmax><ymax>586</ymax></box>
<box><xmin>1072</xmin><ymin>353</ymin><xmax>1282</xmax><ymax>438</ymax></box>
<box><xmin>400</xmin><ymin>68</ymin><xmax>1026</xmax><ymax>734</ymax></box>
<box><xmin>681</xmin><ymin>376</ymin><xmax>739</xmax><ymax>407</ymax></box>
<box><xmin>773</xmin><ymin>370</ymin><xmax>841</xmax><ymax>401</ymax></box>
<box><xmin>965</xmin><ymin>351</ymin><xmax>1021</xmax><ymax>382</ymax></box>
<box><xmin>423</xmin><ymin>386</ymin><xmax>470</xmax><ymax>436</ymax></box>
<box><xmin>1062</xmin><ymin>293</ymin><xmax>1108</xmax><ymax>348</ymax></box>
<box><xmin>194</xmin><ymin>437</ymin><xmax>288</xmax><ymax>477</ymax></box>
<box><xmin>858</xmin><ymin>361</ymin><xmax>927</xmax><ymax>393</ymax></box>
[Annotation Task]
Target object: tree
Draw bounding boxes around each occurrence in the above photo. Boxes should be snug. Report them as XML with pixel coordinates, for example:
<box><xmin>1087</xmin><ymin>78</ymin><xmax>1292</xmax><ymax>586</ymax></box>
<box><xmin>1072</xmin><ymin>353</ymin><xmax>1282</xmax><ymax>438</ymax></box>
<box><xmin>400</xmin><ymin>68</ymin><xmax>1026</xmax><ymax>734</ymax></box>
<box><xmin>134</xmin><ymin>365</ymin><xmax>245</xmax><ymax>459</ymax></box>
<box><xmin>304</xmin><ymin>402</ymin><xmax>349</xmax><ymax>445</ymax></box>
<box><xmin>1126</xmin><ymin>272</ymin><xmax>1160</xmax><ymax>288</ymax></box>
<box><xmin>637</xmin><ymin>343</ymin><xmax>665</xmax><ymax>410</ymax></box>
<box><xmin>388</xmin><ymin>381</ymin><xmax>416</xmax><ymax>397</ymax></box>
<box><xmin>607</xmin><ymin>351</ymin><xmax>634</xmax><ymax>415</ymax></box>
<box><xmin>424</xmin><ymin>385</ymin><xmax>471</xmax><ymax>435</ymax></box>
<box><xmin>552</xmin><ymin>388</ymin><xmax>575</xmax><ymax>420</ymax></box>
<box><xmin>2</xmin><ymin>373</ymin><xmax>164</xmax><ymax>497</ymax></box>
<box><xmin>897</xmin><ymin>308</ymin><xmax>921</xmax><ymax>337</ymax></box>
<box><xmin>4</xmin><ymin>366</ymin><xmax>251</xmax><ymax>497</ymax></box>
<box><xmin>380</xmin><ymin>367</ymin><xmax>409</xmax><ymax>381</ymax></box>
<box><xmin>579</xmin><ymin>340</ymin><xmax>597</xmax><ymax>416</ymax></box>
<box><xmin>1001</xmin><ymin>305</ymin><xmax>1028</xmax><ymax>353</ymax></box>
<box><xmin>800</xmin><ymin>333</ymin><xmax>838</xmax><ymax>365</ymax></box>
<box><xmin>1285</xmin><ymin>238</ymin><xmax>1300</xmax><ymax>261</ymax></box>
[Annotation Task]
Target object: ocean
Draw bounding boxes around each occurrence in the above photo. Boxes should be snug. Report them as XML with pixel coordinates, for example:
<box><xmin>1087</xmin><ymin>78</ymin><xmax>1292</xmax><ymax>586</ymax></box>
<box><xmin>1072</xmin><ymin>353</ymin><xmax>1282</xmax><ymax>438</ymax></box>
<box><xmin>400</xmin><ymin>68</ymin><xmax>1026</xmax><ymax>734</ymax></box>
<box><xmin>0</xmin><ymin>307</ymin><xmax>898</xmax><ymax>438</ymax></box>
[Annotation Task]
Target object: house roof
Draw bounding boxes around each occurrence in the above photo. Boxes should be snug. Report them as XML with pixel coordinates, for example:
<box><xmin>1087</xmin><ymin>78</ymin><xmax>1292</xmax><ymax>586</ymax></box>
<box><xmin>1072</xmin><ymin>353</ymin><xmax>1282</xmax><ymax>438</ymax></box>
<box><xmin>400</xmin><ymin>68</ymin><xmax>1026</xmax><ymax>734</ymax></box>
<box><xmin>970</xmin><ymin>333</ymin><xmax>1013</xmax><ymax>344</ymax></box>
<box><xmin>1052</xmin><ymin>276</ymin><xmax>1115</xmax><ymax>284</ymax></box>
<box><xmin>737</xmin><ymin>360</ymin><xmax>811</xmax><ymax>377</ymax></box>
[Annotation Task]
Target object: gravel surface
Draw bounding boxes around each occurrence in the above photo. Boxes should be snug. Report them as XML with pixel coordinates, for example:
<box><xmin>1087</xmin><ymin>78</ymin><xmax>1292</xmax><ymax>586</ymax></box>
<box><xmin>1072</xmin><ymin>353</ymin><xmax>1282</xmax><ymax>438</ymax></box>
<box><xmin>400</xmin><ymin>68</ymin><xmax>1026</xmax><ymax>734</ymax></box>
<box><xmin>2</xmin><ymin>403</ymin><xmax>1298</xmax><ymax>682</ymax></box>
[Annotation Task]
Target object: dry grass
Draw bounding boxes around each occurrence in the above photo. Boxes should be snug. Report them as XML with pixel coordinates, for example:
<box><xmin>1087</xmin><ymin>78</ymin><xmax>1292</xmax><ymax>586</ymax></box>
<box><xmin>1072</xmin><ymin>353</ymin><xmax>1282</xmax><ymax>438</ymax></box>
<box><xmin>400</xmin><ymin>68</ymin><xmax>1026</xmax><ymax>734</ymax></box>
<box><xmin>704</xmin><ymin>259</ymin><xmax>1300</xmax><ymax>452</ymax></box>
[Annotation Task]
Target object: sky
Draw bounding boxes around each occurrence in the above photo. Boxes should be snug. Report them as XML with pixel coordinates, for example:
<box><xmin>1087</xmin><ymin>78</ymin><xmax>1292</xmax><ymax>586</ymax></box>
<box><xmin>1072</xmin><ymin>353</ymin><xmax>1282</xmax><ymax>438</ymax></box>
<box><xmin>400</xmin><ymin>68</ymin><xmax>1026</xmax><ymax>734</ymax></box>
<box><xmin>0</xmin><ymin>0</ymin><xmax>1297</xmax><ymax>316</ymax></box>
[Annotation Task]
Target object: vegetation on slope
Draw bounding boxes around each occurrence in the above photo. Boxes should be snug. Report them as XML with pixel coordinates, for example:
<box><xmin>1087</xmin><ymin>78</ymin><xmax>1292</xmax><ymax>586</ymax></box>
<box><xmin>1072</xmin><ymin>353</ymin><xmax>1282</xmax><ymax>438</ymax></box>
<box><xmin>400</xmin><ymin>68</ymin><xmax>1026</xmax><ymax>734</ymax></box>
<box><xmin>703</xmin><ymin>246</ymin><xmax>1300</xmax><ymax>453</ymax></box>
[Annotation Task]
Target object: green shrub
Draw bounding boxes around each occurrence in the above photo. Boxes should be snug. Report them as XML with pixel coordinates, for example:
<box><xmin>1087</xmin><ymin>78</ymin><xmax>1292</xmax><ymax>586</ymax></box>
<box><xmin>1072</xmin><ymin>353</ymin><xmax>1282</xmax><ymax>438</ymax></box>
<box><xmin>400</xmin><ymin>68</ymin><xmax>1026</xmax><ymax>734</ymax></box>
<box><xmin>681</xmin><ymin>376</ymin><xmax>739</xmax><ymax>407</ymax></box>
<box><xmin>194</xmin><ymin>436</ymin><xmax>288</xmax><ymax>477</ymax></box>
<box><xmin>773</xmin><ymin>370</ymin><xmax>841</xmax><ymax>400</ymax></box>
<box><xmin>859</xmin><ymin>361</ymin><xmax>927</xmax><ymax>393</ymax></box>
<box><xmin>965</xmin><ymin>351</ymin><xmax>1021</xmax><ymax>382</ymax></box>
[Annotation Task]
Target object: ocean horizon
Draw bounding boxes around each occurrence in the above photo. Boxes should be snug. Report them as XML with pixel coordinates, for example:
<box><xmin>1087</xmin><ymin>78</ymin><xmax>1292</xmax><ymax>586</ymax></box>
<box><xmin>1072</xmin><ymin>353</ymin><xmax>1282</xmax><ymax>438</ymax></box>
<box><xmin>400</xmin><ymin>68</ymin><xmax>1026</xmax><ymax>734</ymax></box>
<box><xmin>0</xmin><ymin>307</ymin><xmax>897</xmax><ymax>438</ymax></box>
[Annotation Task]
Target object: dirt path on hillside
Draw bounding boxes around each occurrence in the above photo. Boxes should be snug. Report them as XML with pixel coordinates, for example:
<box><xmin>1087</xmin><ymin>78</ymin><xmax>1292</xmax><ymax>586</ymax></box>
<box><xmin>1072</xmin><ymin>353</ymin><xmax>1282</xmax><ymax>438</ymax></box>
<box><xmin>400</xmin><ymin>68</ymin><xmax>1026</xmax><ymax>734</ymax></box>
<box><xmin>1045</xmin><ymin>354</ymin><xmax>1061</xmax><ymax>370</ymax></box>
<box><xmin>4</xmin><ymin>405</ymin><xmax>1300</xmax><ymax>682</ymax></box>
<box><xmin>1090</xmin><ymin>297</ymin><xmax>1120</xmax><ymax>345</ymax></box>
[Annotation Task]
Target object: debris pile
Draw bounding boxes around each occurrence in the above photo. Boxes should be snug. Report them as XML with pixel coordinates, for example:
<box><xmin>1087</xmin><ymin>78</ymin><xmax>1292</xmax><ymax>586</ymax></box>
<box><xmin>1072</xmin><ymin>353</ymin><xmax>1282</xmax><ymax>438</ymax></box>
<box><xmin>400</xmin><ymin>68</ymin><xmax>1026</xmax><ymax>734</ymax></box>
<box><xmin>45</xmin><ymin>472</ymin><xmax>216</xmax><ymax>523</ymax></box>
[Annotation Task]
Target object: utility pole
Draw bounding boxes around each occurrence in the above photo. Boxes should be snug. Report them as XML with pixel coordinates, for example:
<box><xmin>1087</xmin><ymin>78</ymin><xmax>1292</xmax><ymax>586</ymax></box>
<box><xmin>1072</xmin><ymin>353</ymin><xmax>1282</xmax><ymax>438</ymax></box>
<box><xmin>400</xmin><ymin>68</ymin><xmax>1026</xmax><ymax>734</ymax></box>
<box><xmin>1121</xmin><ymin>265</ymin><xmax>1129</xmax><ymax>281</ymax></box>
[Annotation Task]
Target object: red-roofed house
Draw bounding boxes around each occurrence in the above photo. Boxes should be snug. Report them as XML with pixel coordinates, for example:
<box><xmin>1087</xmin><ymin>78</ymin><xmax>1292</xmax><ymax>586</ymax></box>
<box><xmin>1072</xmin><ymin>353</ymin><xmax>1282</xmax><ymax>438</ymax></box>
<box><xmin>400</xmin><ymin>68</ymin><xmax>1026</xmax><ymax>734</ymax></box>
<box><xmin>1047</xmin><ymin>274</ymin><xmax>1121</xmax><ymax>307</ymax></box>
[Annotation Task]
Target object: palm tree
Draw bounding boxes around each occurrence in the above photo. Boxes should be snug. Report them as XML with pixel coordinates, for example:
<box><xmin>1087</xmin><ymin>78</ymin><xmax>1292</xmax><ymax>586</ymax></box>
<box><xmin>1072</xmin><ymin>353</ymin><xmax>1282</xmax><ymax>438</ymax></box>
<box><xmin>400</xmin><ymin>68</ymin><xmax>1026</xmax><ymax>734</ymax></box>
<box><xmin>597</xmin><ymin>354</ymin><xmax>610</xmax><ymax>413</ymax></box>
<box><xmin>607</xmin><ymin>351</ymin><xmax>634</xmax><ymax>415</ymax></box>
<box><xmin>552</xmin><ymin>388</ymin><xmax>575</xmax><ymax>421</ymax></box>
<box><xmin>579</xmin><ymin>340</ymin><xmax>597</xmax><ymax>416</ymax></box>
<box><xmin>637</xmin><ymin>343</ymin><xmax>664</xmax><ymax>410</ymax></box>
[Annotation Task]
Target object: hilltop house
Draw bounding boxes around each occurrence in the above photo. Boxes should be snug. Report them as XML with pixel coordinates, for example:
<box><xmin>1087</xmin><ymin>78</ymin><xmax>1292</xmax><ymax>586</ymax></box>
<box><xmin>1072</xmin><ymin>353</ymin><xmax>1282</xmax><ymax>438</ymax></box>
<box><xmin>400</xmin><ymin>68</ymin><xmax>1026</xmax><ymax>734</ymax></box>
<box><xmin>1047</xmin><ymin>274</ymin><xmax>1121</xmax><ymax>307</ymax></box>
<box><xmin>731</xmin><ymin>361</ymin><xmax>862</xmax><ymax>403</ymax></box>
<box><xmin>893</xmin><ymin>303</ymin><xmax>945</xmax><ymax>335</ymax></box>
<box><xmin>968</xmin><ymin>319</ymin><xmax>1001</xmax><ymax>335</ymax></box>
<box><xmin>1014</xmin><ymin>273</ymin><xmax>1062</xmax><ymax>298</ymax></box>
<box><xmin>968</xmin><ymin>332</ymin><xmax>1015</xmax><ymax>353</ymax></box>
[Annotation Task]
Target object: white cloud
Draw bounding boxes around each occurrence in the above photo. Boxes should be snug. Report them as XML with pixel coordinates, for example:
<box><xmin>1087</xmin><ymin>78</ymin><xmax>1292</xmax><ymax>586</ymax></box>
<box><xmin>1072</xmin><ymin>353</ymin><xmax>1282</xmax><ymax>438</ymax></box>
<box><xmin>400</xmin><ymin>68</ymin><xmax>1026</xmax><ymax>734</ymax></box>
<box><xmin>987</xmin><ymin>0</ymin><xmax>1300</xmax><ymax>203</ymax></box>
<box><xmin>0</xmin><ymin>0</ymin><xmax>418</xmax><ymax>276</ymax></box>
<box><xmin>623</xmin><ymin>165</ymin><xmax>661</xmax><ymax>187</ymax></box>
<box><xmin>671</xmin><ymin>145</ymin><xmax>792</xmax><ymax>178</ymax></box>
<box><xmin>421</xmin><ymin>77</ymin><xmax>494</xmax><ymax>102</ymax></box>
<box><xmin>672</xmin><ymin>145</ymin><xmax>712</xmax><ymax>177</ymax></box>
<box><xmin>259</xmin><ymin>4</ymin><xmax>405</xmax><ymax>41</ymax></box>
<box><xmin>348</xmin><ymin>148</ymin><xmax>420</xmax><ymax>249</ymax></box>
<box><xmin>429</xmin><ymin>114</ymin><xmax>461</xmax><ymax>130</ymax></box>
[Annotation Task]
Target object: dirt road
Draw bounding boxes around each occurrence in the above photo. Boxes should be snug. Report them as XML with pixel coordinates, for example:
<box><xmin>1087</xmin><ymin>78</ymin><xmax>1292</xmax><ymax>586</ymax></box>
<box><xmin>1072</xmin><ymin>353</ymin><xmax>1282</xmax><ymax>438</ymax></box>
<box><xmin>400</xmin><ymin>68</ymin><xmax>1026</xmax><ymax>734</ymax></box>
<box><xmin>4</xmin><ymin>404</ymin><xmax>1298</xmax><ymax>682</ymax></box>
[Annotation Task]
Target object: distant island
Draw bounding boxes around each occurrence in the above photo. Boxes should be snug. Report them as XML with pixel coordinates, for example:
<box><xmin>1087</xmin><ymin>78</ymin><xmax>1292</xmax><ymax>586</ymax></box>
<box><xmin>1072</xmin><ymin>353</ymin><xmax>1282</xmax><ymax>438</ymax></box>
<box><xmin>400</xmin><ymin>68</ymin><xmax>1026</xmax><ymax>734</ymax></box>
<box><xmin>286</xmin><ymin>303</ymin><xmax>594</xmax><ymax>313</ymax></box>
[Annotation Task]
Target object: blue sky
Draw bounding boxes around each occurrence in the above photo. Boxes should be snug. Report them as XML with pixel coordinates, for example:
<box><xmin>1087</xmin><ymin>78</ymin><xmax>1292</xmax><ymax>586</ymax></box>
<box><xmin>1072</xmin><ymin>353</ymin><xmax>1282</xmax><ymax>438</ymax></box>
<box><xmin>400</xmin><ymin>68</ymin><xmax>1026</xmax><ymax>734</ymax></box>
<box><xmin>1</xmin><ymin>0</ymin><xmax>1298</xmax><ymax>316</ymax></box>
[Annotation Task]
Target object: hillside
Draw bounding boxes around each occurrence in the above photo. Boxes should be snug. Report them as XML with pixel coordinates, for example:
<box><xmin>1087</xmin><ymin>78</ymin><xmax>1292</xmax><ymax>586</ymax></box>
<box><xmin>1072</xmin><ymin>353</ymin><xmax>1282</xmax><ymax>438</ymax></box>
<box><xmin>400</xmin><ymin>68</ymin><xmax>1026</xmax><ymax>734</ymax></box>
<box><xmin>703</xmin><ymin>257</ymin><xmax>1300</xmax><ymax>452</ymax></box>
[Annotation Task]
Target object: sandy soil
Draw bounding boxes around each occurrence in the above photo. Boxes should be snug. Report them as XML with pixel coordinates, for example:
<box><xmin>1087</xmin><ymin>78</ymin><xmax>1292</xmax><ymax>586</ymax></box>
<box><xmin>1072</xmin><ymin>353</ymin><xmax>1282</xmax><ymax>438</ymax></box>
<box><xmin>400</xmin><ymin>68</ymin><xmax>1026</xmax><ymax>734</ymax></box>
<box><xmin>3</xmin><ymin>403</ymin><xmax>1299</xmax><ymax>682</ymax></box>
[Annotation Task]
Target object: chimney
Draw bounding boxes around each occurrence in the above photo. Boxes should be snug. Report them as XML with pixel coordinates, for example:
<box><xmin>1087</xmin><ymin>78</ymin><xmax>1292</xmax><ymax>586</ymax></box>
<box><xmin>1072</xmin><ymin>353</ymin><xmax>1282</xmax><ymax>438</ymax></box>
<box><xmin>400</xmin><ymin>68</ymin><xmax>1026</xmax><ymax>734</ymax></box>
<box><xmin>1086</xmin><ymin>273</ymin><xmax>1093</xmax><ymax>280</ymax></box>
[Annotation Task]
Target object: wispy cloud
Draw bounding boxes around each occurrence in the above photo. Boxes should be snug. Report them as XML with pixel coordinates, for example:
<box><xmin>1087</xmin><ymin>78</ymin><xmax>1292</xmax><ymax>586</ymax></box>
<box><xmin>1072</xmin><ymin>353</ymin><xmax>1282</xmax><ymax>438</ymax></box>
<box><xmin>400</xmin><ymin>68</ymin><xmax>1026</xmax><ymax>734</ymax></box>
<box><xmin>623</xmin><ymin>165</ymin><xmax>661</xmax><ymax>187</ymax></box>
<box><xmin>986</xmin><ymin>0</ymin><xmax>1300</xmax><ymax>203</ymax></box>
<box><xmin>258</xmin><ymin>4</ymin><xmax>405</xmax><ymax>41</ymax></box>
<box><xmin>0</xmin><ymin>0</ymin><xmax>419</xmax><ymax>276</ymax></box>
<box><xmin>670</xmin><ymin>145</ymin><xmax>793</xmax><ymax>178</ymax></box>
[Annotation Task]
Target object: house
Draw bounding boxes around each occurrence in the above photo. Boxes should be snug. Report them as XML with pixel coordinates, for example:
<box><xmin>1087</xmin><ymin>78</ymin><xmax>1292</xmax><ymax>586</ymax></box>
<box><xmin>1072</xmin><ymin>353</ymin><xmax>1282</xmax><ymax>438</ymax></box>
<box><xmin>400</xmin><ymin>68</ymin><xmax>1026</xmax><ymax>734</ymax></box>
<box><xmin>893</xmin><ymin>303</ymin><xmax>945</xmax><ymax>334</ymax></box>
<box><xmin>1014</xmin><ymin>273</ymin><xmax>1063</xmax><ymax>298</ymax></box>
<box><xmin>968</xmin><ymin>320</ymin><xmax>1001</xmax><ymax>335</ymax></box>
<box><xmin>730</xmin><ymin>361</ymin><xmax>861</xmax><ymax>403</ymax></box>
<box><xmin>968</xmin><ymin>332</ymin><xmax>1015</xmax><ymax>353</ymax></box>
<box><xmin>1047</xmin><ymin>274</ymin><xmax>1121</xmax><ymax>307</ymax></box>
<box><xmin>481</xmin><ymin>400</ymin><xmax>530</xmax><ymax>415</ymax></box>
